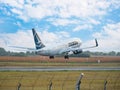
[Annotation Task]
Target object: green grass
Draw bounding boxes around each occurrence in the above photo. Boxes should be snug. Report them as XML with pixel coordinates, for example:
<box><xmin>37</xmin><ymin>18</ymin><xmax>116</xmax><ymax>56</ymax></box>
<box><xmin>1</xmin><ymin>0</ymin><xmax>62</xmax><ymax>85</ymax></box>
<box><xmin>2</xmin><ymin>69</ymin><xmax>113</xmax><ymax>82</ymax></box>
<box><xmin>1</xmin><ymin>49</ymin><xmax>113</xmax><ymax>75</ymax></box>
<box><xmin>0</xmin><ymin>71</ymin><xmax>120</xmax><ymax>90</ymax></box>
<box><xmin>0</xmin><ymin>61</ymin><xmax>120</xmax><ymax>67</ymax></box>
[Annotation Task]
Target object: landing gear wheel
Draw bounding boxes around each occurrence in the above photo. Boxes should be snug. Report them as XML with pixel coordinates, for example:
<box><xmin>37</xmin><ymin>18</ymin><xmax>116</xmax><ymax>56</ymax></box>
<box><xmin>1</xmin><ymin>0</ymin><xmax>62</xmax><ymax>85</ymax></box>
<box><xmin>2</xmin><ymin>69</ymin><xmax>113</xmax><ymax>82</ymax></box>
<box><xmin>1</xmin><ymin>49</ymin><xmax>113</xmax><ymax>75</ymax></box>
<box><xmin>49</xmin><ymin>56</ymin><xmax>54</xmax><ymax>59</ymax></box>
<box><xmin>64</xmin><ymin>55</ymin><xmax>69</xmax><ymax>59</ymax></box>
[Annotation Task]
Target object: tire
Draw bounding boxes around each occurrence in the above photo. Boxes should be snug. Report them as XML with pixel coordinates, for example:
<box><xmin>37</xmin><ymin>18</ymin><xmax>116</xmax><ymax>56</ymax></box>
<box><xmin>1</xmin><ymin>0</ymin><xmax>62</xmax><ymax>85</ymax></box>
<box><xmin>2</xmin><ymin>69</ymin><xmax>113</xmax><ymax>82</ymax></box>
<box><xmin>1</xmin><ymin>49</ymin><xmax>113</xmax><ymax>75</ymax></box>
<box><xmin>64</xmin><ymin>55</ymin><xmax>69</xmax><ymax>59</ymax></box>
<box><xmin>49</xmin><ymin>56</ymin><xmax>54</xmax><ymax>59</ymax></box>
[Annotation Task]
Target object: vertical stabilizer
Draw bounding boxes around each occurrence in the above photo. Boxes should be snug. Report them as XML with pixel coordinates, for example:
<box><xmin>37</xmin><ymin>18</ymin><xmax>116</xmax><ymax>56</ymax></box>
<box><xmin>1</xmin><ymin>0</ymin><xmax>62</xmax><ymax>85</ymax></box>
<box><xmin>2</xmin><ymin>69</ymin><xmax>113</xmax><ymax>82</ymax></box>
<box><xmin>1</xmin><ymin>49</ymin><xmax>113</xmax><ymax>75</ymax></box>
<box><xmin>32</xmin><ymin>28</ymin><xmax>45</xmax><ymax>49</ymax></box>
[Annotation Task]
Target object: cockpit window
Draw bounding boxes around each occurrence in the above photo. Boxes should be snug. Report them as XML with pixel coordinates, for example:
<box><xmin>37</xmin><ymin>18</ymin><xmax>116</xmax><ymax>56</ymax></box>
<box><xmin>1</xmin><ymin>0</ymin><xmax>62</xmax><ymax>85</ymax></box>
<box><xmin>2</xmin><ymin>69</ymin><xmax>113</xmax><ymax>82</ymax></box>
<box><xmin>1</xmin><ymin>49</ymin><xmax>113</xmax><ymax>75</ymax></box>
<box><xmin>68</xmin><ymin>41</ymin><xmax>78</xmax><ymax>47</ymax></box>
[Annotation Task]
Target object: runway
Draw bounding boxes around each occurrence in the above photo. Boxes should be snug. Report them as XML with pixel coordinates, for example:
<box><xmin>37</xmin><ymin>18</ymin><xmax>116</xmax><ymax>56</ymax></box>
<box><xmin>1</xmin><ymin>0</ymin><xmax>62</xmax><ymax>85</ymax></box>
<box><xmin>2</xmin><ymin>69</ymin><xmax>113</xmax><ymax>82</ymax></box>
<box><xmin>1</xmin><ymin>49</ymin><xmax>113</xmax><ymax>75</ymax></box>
<box><xmin>0</xmin><ymin>66</ymin><xmax>120</xmax><ymax>71</ymax></box>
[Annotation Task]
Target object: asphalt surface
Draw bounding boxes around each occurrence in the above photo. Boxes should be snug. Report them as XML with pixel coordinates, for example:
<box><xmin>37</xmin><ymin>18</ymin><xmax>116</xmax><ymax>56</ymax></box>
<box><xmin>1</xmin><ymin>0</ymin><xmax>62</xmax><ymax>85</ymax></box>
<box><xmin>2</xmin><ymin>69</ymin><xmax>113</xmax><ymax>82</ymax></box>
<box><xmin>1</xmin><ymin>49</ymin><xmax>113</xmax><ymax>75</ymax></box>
<box><xmin>0</xmin><ymin>67</ymin><xmax>120</xmax><ymax>71</ymax></box>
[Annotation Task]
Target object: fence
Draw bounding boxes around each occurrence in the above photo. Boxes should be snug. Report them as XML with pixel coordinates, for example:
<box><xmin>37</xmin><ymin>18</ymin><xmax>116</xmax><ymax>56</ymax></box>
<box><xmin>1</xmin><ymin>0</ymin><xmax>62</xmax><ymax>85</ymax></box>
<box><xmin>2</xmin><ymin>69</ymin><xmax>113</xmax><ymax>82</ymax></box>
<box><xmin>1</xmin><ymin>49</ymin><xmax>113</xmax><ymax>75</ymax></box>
<box><xmin>0</xmin><ymin>71</ymin><xmax>120</xmax><ymax>90</ymax></box>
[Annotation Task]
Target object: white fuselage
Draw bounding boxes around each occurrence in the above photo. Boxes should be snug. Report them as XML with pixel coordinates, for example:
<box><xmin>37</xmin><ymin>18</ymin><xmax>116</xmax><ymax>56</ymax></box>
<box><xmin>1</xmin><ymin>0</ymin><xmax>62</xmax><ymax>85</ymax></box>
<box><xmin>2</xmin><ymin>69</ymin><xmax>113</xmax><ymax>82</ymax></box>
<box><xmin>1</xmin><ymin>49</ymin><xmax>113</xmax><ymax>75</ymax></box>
<box><xmin>11</xmin><ymin>29</ymin><xmax>98</xmax><ymax>59</ymax></box>
<box><xmin>36</xmin><ymin>39</ymin><xmax>82</xmax><ymax>56</ymax></box>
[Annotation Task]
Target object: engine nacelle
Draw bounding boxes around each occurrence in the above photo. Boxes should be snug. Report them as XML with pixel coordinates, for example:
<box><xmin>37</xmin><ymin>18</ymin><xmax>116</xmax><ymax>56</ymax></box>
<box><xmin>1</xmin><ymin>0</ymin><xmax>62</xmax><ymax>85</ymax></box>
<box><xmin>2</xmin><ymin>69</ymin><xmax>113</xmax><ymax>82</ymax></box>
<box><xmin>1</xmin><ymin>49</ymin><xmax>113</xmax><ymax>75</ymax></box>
<box><xmin>68</xmin><ymin>51</ymin><xmax>74</xmax><ymax>55</ymax></box>
<box><xmin>73</xmin><ymin>49</ymin><xmax>82</xmax><ymax>54</ymax></box>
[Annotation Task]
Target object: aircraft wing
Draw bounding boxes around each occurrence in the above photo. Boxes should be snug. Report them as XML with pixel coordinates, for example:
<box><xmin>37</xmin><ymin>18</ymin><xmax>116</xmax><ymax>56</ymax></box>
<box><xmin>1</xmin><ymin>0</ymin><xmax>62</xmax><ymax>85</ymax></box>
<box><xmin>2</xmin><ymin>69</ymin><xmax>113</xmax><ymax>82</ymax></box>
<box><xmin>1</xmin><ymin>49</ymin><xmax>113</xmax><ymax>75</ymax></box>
<box><xmin>80</xmin><ymin>39</ymin><xmax>98</xmax><ymax>49</ymax></box>
<box><xmin>8</xmin><ymin>46</ymin><xmax>37</xmax><ymax>51</ymax></box>
<box><xmin>60</xmin><ymin>39</ymin><xmax>98</xmax><ymax>55</ymax></box>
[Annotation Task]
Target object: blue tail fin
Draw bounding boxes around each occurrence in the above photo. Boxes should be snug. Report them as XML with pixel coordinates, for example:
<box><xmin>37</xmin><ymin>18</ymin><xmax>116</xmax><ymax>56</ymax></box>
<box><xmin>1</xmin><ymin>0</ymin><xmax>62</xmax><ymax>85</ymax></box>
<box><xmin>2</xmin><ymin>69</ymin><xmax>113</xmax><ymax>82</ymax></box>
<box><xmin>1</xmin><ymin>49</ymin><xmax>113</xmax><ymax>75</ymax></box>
<box><xmin>32</xmin><ymin>28</ymin><xmax>45</xmax><ymax>49</ymax></box>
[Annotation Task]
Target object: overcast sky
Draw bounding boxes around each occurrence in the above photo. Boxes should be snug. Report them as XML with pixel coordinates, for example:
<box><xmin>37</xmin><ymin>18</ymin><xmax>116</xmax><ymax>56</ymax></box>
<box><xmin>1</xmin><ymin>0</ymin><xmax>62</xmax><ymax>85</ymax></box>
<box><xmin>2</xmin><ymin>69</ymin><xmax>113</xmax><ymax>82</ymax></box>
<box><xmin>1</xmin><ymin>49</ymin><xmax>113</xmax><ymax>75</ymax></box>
<box><xmin>0</xmin><ymin>0</ymin><xmax>120</xmax><ymax>52</ymax></box>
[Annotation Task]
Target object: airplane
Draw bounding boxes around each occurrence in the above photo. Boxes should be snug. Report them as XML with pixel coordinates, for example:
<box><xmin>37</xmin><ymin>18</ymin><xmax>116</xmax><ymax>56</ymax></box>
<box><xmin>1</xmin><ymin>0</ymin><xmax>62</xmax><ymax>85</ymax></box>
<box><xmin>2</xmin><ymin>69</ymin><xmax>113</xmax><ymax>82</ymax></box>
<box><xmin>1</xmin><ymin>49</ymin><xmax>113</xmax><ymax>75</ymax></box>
<box><xmin>10</xmin><ymin>28</ymin><xmax>98</xmax><ymax>59</ymax></box>
<box><xmin>31</xmin><ymin>28</ymin><xmax>98</xmax><ymax>59</ymax></box>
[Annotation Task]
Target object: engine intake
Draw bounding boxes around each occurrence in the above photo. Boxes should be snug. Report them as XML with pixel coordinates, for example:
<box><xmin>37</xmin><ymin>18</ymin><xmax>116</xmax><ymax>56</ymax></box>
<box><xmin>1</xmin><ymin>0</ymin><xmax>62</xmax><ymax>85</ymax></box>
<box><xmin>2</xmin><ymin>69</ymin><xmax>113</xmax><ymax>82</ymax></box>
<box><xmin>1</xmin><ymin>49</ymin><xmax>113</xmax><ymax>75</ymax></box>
<box><xmin>73</xmin><ymin>49</ymin><xmax>82</xmax><ymax>54</ymax></box>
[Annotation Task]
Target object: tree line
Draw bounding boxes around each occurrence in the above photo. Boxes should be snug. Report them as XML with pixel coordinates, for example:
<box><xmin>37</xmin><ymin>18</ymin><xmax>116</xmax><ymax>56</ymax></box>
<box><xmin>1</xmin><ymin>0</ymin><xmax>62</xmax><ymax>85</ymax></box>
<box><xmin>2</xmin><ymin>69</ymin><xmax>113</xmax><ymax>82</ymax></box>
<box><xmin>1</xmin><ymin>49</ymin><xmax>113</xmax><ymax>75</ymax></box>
<box><xmin>0</xmin><ymin>47</ymin><xmax>120</xmax><ymax>57</ymax></box>
<box><xmin>0</xmin><ymin>48</ymin><xmax>35</xmax><ymax>56</ymax></box>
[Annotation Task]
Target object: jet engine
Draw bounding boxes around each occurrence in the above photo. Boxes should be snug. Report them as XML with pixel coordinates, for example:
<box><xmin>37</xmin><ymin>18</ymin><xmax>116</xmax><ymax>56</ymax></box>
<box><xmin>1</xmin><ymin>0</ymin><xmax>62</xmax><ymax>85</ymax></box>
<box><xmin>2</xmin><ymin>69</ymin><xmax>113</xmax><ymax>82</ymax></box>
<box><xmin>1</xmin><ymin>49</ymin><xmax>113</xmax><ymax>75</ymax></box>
<box><xmin>68</xmin><ymin>49</ymin><xmax>83</xmax><ymax>55</ymax></box>
<box><xmin>68</xmin><ymin>51</ymin><xmax>74</xmax><ymax>55</ymax></box>
<box><xmin>73</xmin><ymin>49</ymin><xmax>82</xmax><ymax>54</ymax></box>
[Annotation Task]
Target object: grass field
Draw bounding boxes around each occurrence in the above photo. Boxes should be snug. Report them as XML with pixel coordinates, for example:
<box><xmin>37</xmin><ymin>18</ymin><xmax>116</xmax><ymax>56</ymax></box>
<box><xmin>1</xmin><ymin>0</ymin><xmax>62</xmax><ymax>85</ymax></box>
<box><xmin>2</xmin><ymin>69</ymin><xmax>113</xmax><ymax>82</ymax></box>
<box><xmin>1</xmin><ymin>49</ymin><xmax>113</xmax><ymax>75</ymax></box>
<box><xmin>0</xmin><ymin>61</ymin><xmax>120</xmax><ymax>68</ymax></box>
<box><xmin>0</xmin><ymin>56</ymin><xmax>120</xmax><ymax>90</ymax></box>
<box><xmin>0</xmin><ymin>71</ymin><xmax>120</xmax><ymax>90</ymax></box>
<box><xmin>0</xmin><ymin>56</ymin><xmax>120</xmax><ymax>67</ymax></box>
<box><xmin>0</xmin><ymin>56</ymin><xmax>120</xmax><ymax>63</ymax></box>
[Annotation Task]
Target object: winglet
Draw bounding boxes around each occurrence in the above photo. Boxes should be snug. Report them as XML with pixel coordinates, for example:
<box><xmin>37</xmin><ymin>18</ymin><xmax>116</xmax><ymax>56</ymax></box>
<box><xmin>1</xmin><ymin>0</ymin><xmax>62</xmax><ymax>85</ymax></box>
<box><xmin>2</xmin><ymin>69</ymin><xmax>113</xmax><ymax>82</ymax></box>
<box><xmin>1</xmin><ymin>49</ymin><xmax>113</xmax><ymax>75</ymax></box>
<box><xmin>95</xmin><ymin>39</ymin><xmax>98</xmax><ymax>47</ymax></box>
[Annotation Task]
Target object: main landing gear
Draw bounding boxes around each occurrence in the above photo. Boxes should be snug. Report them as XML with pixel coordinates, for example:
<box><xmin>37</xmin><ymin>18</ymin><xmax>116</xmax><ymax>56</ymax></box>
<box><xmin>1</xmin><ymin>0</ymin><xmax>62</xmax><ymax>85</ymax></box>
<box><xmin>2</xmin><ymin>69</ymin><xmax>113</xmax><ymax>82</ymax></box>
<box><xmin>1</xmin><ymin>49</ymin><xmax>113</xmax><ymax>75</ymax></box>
<box><xmin>49</xmin><ymin>56</ymin><xmax>69</xmax><ymax>59</ymax></box>
<box><xmin>64</xmin><ymin>55</ymin><xmax>69</xmax><ymax>59</ymax></box>
<box><xmin>49</xmin><ymin>56</ymin><xmax>54</xmax><ymax>59</ymax></box>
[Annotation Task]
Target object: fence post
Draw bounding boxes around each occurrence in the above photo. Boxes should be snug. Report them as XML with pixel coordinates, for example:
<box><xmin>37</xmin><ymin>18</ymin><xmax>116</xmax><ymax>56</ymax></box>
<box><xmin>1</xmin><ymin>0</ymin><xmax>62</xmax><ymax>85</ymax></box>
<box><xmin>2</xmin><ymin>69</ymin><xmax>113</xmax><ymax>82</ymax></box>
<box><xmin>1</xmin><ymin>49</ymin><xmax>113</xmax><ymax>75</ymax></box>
<box><xmin>76</xmin><ymin>73</ymin><xmax>84</xmax><ymax>90</ymax></box>
<box><xmin>104</xmin><ymin>80</ymin><xmax>107</xmax><ymax>90</ymax></box>
<box><xmin>49</xmin><ymin>81</ymin><xmax>52</xmax><ymax>90</ymax></box>
<box><xmin>48</xmin><ymin>75</ymin><xmax>54</xmax><ymax>90</ymax></box>
<box><xmin>17</xmin><ymin>83</ymin><xmax>21</xmax><ymax>90</ymax></box>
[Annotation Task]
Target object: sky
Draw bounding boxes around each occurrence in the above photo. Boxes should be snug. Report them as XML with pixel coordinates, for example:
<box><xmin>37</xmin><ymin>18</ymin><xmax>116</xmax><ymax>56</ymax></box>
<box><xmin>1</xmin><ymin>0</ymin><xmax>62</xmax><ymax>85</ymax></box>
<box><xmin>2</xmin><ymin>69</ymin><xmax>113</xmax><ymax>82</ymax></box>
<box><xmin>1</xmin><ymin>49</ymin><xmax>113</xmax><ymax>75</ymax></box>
<box><xmin>0</xmin><ymin>0</ymin><xmax>120</xmax><ymax>52</ymax></box>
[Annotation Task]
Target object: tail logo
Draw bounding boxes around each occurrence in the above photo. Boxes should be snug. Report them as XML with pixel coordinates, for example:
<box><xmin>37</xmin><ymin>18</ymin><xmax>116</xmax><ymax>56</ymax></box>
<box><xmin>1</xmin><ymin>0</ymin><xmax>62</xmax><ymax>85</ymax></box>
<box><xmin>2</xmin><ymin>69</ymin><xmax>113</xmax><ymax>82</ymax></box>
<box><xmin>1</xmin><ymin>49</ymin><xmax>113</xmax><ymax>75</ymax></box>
<box><xmin>32</xmin><ymin>28</ymin><xmax>45</xmax><ymax>49</ymax></box>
